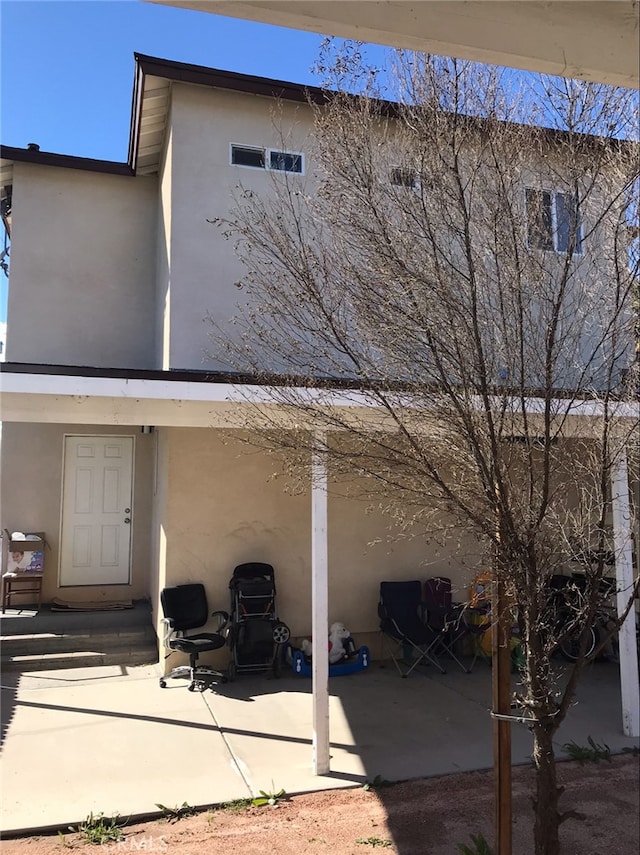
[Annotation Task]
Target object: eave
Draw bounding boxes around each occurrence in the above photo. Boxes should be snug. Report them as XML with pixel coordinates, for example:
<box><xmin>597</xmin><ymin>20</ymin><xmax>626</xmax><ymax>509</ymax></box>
<box><xmin>1</xmin><ymin>363</ymin><xmax>637</xmax><ymax>434</ymax></box>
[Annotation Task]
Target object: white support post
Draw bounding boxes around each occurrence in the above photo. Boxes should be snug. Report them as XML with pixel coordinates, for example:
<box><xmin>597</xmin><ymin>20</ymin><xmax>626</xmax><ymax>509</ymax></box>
<box><xmin>311</xmin><ymin>430</ymin><xmax>330</xmax><ymax>774</ymax></box>
<box><xmin>610</xmin><ymin>448</ymin><xmax>640</xmax><ymax>738</ymax></box>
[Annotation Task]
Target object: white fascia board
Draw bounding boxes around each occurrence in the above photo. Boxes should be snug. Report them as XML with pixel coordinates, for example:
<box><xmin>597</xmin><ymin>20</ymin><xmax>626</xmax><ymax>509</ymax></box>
<box><xmin>475</xmin><ymin>394</ymin><xmax>639</xmax><ymax>421</ymax></box>
<box><xmin>0</xmin><ymin>372</ymin><xmax>637</xmax><ymax>425</ymax></box>
<box><xmin>0</xmin><ymin>372</ymin><xmax>369</xmax><ymax>406</ymax></box>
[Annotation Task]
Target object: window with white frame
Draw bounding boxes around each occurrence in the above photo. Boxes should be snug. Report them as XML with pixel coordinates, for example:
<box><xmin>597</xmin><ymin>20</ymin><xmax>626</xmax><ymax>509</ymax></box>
<box><xmin>230</xmin><ymin>144</ymin><xmax>303</xmax><ymax>174</ymax></box>
<box><xmin>526</xmin><ymin>188</ymin><xmax>583</xmax><ymax>253</ymax></box>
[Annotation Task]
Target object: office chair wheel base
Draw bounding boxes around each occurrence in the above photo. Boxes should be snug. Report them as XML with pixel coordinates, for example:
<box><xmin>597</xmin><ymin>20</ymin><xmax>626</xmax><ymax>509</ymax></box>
<box><xmin>159</xmin><ymin>679</ymin><xmax>167</xmax><ymax>689</ymax></box>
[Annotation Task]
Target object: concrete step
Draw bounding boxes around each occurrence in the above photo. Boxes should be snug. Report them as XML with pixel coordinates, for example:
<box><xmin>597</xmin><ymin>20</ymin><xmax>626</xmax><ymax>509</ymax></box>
<box><xmin>1</xmin><ymin>626</ymin><xmax>157</xmax><ymax>656</ymax></box>
<box><xmin>0</xmin><ymin>614</ymin><xmax>158</xmax><ymax>671</ymax></box>
<box><xmin>1</xmin><ymin>644</ymin><xmax>159</xmax><ymax>672</ymax></box>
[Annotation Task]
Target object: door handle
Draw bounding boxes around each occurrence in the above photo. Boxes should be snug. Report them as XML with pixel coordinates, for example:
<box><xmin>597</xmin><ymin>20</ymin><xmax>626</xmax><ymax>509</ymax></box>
<box><xmin>124</xmin><ymin>518</ymin><xmax>131</xmax><ymax>524</ymax></box>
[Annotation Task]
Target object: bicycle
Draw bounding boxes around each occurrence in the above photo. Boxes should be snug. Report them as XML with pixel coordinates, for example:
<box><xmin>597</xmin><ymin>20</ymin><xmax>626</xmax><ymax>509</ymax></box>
<box><xmin>548</xmin><ymin>574</ymin><xmax>618</xmax><ymax>663</ymax></box>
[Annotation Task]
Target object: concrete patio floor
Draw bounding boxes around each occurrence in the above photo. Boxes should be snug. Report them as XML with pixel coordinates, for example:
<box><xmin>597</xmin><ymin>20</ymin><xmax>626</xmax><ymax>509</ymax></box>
<box><xmin>1</xmin><ymin>658</ymin><xmax>638</xmax><ymax>835</ymax></box>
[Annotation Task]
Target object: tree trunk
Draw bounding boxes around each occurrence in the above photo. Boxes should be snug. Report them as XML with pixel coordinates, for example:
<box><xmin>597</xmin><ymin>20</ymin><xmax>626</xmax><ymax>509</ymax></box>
<box><xmin>531</xmin><ymin>723</ymin><xmax>562</xmax><ymax>855</ymax></box>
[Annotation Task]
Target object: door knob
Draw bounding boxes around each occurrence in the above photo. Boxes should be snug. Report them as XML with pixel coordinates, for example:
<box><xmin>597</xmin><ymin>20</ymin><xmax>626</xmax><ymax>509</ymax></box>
<box><xmin>124</xmin><ymin>518</ymin><xmax>131</xmax><ymax>524</ymax></box>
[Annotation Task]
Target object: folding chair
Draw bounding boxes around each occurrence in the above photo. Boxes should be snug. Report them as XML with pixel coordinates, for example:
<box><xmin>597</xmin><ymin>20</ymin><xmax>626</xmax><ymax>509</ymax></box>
<box><xmin>378</xmin><ymin>580</ymin><xmax>446</xmax><ymax>677</ymax></box>
<box><xmin>423</xmin><ymin>577</ymin><xmax>471</xmax><ymax>673</ymax></box>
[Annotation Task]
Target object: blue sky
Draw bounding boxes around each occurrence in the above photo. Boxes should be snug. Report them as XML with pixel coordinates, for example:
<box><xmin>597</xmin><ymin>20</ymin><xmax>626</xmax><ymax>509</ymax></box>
<box><xmin>0</xmin><ymin>0</ymin><xmax>342</xmax><ymax>160</ymax></box>
<box><xmin>0</xmin><ymin>0</ymin><xmax>381</xmax><ymax>321</ymax></box>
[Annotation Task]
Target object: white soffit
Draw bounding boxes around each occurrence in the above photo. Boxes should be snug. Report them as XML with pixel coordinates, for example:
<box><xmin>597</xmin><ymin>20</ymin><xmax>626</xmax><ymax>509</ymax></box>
<box><xmin>147</xmin><ymin>1</ymin><xmax>640</xmax><ymax>89</ymax></box>
<box><xmin>136</xmin><ymin>75</ymin><xmax>171</xmax><ymax>176</ymax></box>
<box><xmin>1</xmin><ymin>372</ymin><xmax>637</xmax><ymax>429</ymax></box>
<box><xmin>0</xmin><ymin>160</ymin><xmax>13</xmax><ymax>189</ymax></box>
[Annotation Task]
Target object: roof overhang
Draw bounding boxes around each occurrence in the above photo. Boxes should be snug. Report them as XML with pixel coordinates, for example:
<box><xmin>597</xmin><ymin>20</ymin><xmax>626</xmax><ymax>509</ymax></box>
<box><xmin>1</xmin><ymin>365</ymin><xmax>637</xmax><ymax>436</ymax></box>
<box><xmin>0</xmin><ymin>53</ymin><xmax>330</xmax><ymax>190</ymax></box>
<box><xmin>3</xmin><ymin>37</ymin><xmax>635</xmax><ymax>198</ymax></box>
<box><xmin>148</xmin><ymin>1</ymin><xmax>640</xmax><ymax>89</ymax></box>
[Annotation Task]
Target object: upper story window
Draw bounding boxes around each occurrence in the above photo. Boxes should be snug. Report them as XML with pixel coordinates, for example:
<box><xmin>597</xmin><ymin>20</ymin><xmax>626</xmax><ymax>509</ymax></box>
<box><xmin>230</xmin><ymin>144</ymin><xmax>303</xmax><ymax>175</ymax></box>
<box><xmin>390</xmin><ymin>167</ymin><xmax>419</xmax><ymax>189</ymax></box>
<box><xmin>526</xmin><ymin>188</ymin><xmax>583</xmax><ymax>254</ymax></box>
<box><xmin>269</xmin><ymin>151</ymin><xmax>302</xmax><ymax>173</ymax></box>
<box><xmin>231</xmin><ymin>145</ymin><xmax>265</xmax><ymax>169</ymax></box>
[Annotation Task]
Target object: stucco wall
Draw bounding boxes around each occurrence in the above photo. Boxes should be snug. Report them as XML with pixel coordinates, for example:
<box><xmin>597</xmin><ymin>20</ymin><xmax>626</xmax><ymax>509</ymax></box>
<box><xmin>157</xmin><ymin>83</ymin><xmax>628</xmax><ymax>384</ymax></box>
<box><xmin>165</xmin><ymin>84</ymin><xmax>314</xmax><ymax>370</ymax></box>
<box><xmin>155</xmin><ymin>428</ymin><xmax>486</xmax><ymax>668</ymax></box>
<box><xmin>156</xmin><ymin>120</ymin><xmax>173</xmax><ymax>370</ymax></box>
<box><xmin>0</xmin><ymin>423</ymin><xmax>154</xmax><ymax>603</ymax></box>
<box><xmin>6</xmin><ymin>163</ymin><xmax>157</xmax><ymax>368</ymax></box>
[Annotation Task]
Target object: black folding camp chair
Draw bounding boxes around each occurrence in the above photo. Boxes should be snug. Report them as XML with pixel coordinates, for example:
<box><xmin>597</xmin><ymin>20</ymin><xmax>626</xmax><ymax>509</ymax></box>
<box><xmin>422</xmin><ymin>576</ymin><xmax>488</xmax><ymax>674</ymax></box>
<box><xmin>378</xmin><ymin>580</ymin><xmax>446</xmax><ymax>677</ymax></box>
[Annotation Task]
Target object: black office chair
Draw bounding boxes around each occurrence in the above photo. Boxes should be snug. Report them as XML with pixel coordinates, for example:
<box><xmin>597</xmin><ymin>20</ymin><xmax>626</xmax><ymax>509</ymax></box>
<box><xmin>159</xmin><ymin>583</ymin><xmax>229</xmax><ymax>692</ymax></box>
<box><xmin>378</xmin><ymin>580</ymin><xmax>446</xmax><ymax>677</ymax></box>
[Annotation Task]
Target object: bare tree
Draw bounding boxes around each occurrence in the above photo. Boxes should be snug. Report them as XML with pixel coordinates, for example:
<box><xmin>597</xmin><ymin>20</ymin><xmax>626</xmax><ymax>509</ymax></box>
<box><xmin>209</xmin><ymin>51</ymin><xmax>639</xmax><ymax>855</ymax></box>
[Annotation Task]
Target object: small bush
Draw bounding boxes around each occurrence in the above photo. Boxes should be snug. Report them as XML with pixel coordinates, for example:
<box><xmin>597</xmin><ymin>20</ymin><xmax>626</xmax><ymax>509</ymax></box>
<box><xmin>74</xmin><ymin>812</ymin><xmax>125</xmax><ymax>845</ymax></box>
<box><xmin>155</xmin><ymin>801</ymin><xmax>196</xmax><ymax>822</ymax></box>
<box><xmin>252</xmin><ymin>787</ymin><xmax>286</xmax><ymax>807</ymax></box>
<box><xmin>362</xmin><ymin>774</ymin><xmax>392</xmax><ymax>791</ymax></box>
<box><xmin>563</xmin><ymin>736</ymin><xmax>612</xmax><ymax>765</ymax></box>
<box><xmin>457</xmin><ymin>832</ymin><xmax>494</xmax><ymax>855</ymax></box>
<box><xmin>355</xmin><ymin>836</ymin><xmax>393</xmax><ymax>848</ymax></box>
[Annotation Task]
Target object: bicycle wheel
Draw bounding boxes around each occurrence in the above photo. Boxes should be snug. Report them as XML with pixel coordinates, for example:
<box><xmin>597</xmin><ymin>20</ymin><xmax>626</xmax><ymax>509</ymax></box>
<box><xmin>558</xmin><ymin>625</ymin><xmax>597</xmax><ymax>662</ymax></box>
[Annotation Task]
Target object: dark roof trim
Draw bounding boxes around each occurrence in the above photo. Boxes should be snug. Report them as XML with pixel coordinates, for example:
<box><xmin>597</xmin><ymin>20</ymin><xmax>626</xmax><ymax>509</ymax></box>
<box><xmin>1</xmin><ymin>362</ymin><xmax>630</xmax><ymax>403</ymax></box>
<box><xmin>133</xmin><ymin>54</ymin><xmax>632</xmax><ymax>153</ymax></box>
<box><xmin>128</xmin><ymin>60</ymin><xmax>146</xmax><ymax>172</ymax></box>
<box><xmin>3</xmin><ymin>55</ymin><xmax>630</xmax><ymax>184</ymax></box>
<box><xmin>1</xmin><ymin>362</ymin><xmax>258</xmax><ymax>384</ymax></box>
<box><xmin>0</xmin><ymin>145</ymin><xmax>133</xmax><ymax>177</ymax></box>
<box><xmin>134</xmin><ymin>53</ymin><xmax>330</xmax><ymax>107</ymax></box>
<box><xmin>0</xmin><ymin>361</ymin><xmax>362</xmax><ymax>390</ymax></box>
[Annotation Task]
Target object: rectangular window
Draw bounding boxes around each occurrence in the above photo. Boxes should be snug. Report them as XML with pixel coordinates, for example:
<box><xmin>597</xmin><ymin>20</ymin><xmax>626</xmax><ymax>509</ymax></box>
<box><xmin>390</xmin><ymin>167</ymin><xmax>419</xmax><ymax>189</ymax></box>
<box><xmin>526</xmin><ymin>188</ymin><xmax>582</xmax><ymax>253</ymax></box>
<box><xmin>269</xmin><ymin>150</ymin><xmax>302</xmax><ymax>173</ymax></box>
<box><xmin>231</xmin><ymin>144</ymin><xmax>304</xmax><ymax>174</ymax></box>
<box><xmin>231</xmin><ymin>145</ymin><xmax>265</xmax><ymax>169</ymax></box>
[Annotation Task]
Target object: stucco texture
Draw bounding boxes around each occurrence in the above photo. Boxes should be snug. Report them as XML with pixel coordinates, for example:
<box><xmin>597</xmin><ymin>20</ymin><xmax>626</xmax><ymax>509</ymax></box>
<box><xmin>0</xmin><ymin>423</ymin><xmax>154</xmax><ymax>604</ymax></box>
<box><xmin>155</xmin><ymin>428</ymin><xmax>485</xmax><ymax>659</ymax></box>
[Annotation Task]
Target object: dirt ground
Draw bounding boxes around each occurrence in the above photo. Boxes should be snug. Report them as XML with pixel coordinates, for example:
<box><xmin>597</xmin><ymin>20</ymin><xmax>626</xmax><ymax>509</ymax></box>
<box><xmin>1</xmin><ymin>754</ymin><xmax>637</xmax><ymax>855</ymax></box>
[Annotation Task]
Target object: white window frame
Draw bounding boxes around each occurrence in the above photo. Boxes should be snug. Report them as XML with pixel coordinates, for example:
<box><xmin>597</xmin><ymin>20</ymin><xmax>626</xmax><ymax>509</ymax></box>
<box><xmin>525</xmin><ymin>187</ymin><xmax>583</xmax><ymax>254</ymax></box>
<box><xmin>229</xmin><ymin>143</ymin><xmax>305</xmax><ymax>176</ymax></box>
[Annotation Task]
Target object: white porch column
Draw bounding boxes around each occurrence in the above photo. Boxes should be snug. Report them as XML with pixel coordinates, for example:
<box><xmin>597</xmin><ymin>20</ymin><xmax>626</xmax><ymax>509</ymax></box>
<box><xmin>611</xmin><ymin>447</ymin><xmax>640</xmax><ymax>738</ymax></box>
<box><xmin>311</xmin><ymin>429</ymin><xmax>330</xmax><ymax>774</ymax></box>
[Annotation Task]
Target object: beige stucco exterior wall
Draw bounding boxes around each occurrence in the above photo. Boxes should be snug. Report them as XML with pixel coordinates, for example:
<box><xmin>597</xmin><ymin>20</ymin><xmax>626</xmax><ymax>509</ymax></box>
<box><xmin>149</xmin><ymin>428</ymin><xmax>170</xmax><ymax>647</ymax></box>
<box><xmin>5</xmin><ymin>163</ymin><xmax>157</xmax><ymax>368</ymax></box>
<box><xmin>163</xmin><ymin>84</ymin><xmax>314</xmax><ymax>370</ymax></box>
<box><xmin>154</xmin><ymin>427</ymin><xmax>486</xmax><ymax>669</ymax></box>
<box><xmin>0</xmin><ymin>422</ymin><xmax>154</xmax><ymax>604</ymax></box>
<box><xmin>156</xmin><ymin>119</ymin><xmax>173</xmax><ymax>370</ymax></box>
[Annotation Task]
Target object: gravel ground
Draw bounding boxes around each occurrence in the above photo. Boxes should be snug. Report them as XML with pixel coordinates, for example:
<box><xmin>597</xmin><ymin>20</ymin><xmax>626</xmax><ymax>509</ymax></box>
<box><xmin>1</xmin><ymin>754</ymin><xmax>637</xmax><ymax>855</ymax></box>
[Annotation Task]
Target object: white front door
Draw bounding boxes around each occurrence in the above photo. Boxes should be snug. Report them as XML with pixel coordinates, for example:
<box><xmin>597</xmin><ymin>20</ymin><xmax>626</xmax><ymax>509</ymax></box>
<box><xmin>60</xmin><ymin>436</ymin><xmax>134</xmax><ymax>586</ymax></box>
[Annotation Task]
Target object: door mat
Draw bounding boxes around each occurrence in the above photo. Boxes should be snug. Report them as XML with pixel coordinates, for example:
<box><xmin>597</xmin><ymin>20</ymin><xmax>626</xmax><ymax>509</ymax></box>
<box><xmin>51</xmin><ymin>598</ymin><xmax>134</xmax><ymax>612</ymax></box>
